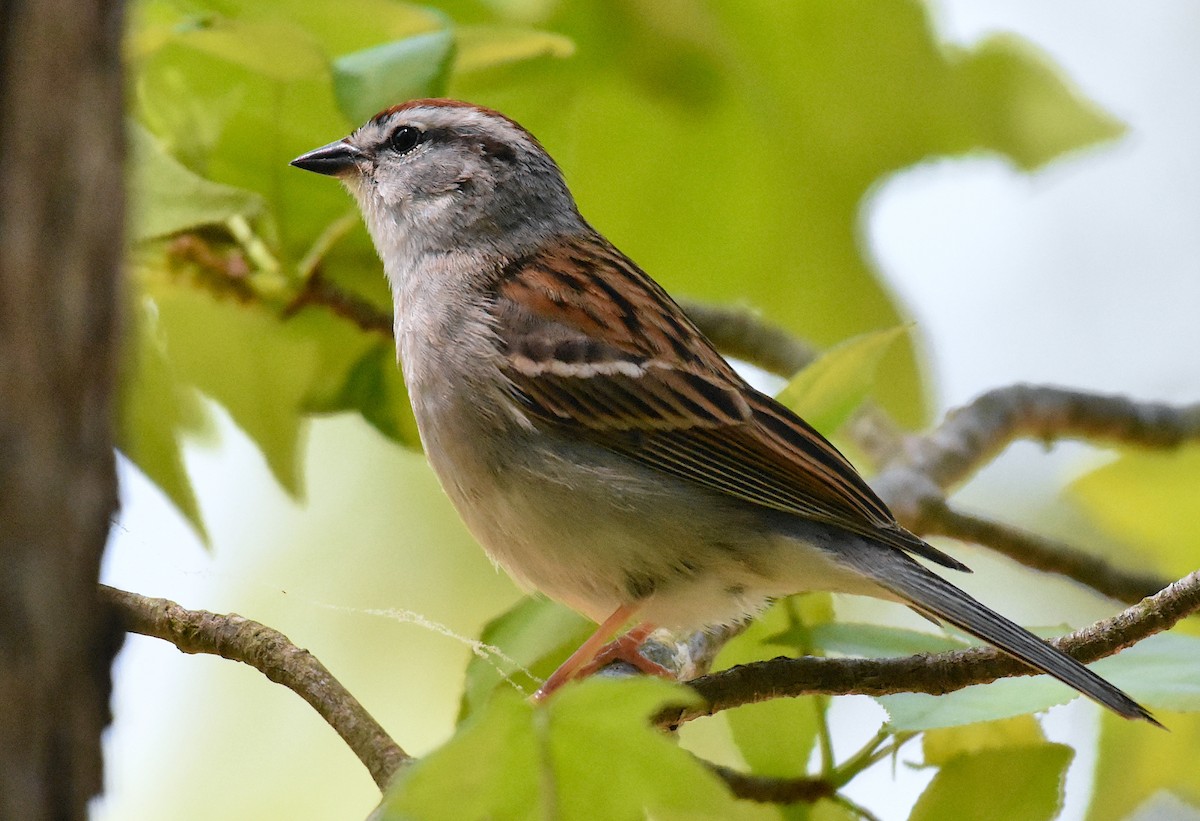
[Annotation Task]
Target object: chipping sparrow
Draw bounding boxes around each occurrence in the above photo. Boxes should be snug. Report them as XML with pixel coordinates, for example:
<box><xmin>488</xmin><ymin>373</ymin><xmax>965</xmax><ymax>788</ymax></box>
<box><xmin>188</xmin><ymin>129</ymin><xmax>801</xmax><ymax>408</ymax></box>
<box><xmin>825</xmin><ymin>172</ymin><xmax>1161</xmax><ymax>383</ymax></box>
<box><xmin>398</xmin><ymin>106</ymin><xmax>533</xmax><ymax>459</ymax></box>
<box><xmin>292</xmin><ymin>99</ymin><xmax>1153</xmax><ymax>721</ymax></box>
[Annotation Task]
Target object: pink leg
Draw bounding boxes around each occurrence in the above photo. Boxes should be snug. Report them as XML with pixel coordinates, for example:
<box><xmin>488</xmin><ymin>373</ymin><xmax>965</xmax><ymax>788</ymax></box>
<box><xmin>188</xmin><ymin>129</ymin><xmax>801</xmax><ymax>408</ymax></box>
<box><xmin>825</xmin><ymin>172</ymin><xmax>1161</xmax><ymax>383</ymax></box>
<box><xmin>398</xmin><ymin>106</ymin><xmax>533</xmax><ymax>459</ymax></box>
<box><xmin>534</xmin><ymin>604</ymin><xmax>664</xmax><ymax>701</ymax></box>
<box><xmin>572</xmin><ymin>622</ymin><xmax>673</xmax><ymax>680</ymax></box>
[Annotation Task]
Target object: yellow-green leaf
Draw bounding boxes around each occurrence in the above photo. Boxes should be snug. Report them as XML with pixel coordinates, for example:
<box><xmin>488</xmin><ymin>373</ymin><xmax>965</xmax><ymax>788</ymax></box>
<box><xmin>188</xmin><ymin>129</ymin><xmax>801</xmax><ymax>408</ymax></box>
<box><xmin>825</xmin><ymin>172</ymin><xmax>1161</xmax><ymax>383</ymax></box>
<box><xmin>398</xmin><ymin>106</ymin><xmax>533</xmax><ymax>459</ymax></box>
<box><xmin>1069</xmin><ymin>443</ymin><xmax>1200</xmax><ymax>579</ymax></box>
<box><xmin>1086</xmin><ymin>710</ymin><xmax>1200</xmax><ymax>821</ymax></box>
<box><xmin>151</xmin><ymin>286</ymin><xmax>319</xmax><ymax>497</ymax></box>
<box><xmin>718</xmin><ymin>601</ymin><xmax>825</xmax><ymax>779</ymax></box>
<box><xmin>129</xmin><ymin>123</ymin><xmax>263</xmax><ymax>242</ymax></box>
<box><xmin>118</xmin><ymin>299</ymin><xmax>212</xmax><ymax>541</ymax></box>
<box><xmin>776</xmin><ymin>326</ymin><xmax>910</xmax><ymax>434</ymax></box>
<box><xmin>457</xmin><ymin>596</ymin><xmax>592</xmax><ymax>722</ymax></box>
<box><xmin>454</xmin><ymin>26</ymin><xmax>575</xmax><ymax>75</ymax></box>
<box><xmin>909</xmin><ymin>743</ymin><xmax>1072</xmax><ymax>821</ymax></box>
<box><xmin>922</xmin><ymin>715</ymin><xmax>1044</xmax><ymax>767</ymax></box>
<box><xmin>382</xmin><ymin>679</ymin><xmax>742</xmax><ymax>821</ymax></box>
<box><xmin>956</xmin><ymin>34</ymin><xmax>1126</xmax><ymax>171</ymax></box>
<box><xmin>176</xmin><ymin>16</ymin><xmax>327</xmax><ymax>81</ymax></box>
<box><xmin>333</xmin><ymin>29</ymin><xmax>455</xmax><ymax>125</ymax></box>
<box><xmin>879</xmin><ymin>676</ymin><xmax>1076</xmax><ymax>732</ymax></box>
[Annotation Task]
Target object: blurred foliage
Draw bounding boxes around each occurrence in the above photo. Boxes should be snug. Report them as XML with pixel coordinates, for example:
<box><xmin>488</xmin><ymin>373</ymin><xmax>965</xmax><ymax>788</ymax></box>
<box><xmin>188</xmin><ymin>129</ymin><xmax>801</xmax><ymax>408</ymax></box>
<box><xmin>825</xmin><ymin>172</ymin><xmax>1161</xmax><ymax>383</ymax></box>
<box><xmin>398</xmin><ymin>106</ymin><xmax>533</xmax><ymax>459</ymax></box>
<box><xmin>1087</xmin><ymin>710</ymin><xmax>1200</xmax><ymax>821</ymax></box>
<box><xmin>910</xmin><ymin>741</ymin><xmax>1073</xmax><ymax>821</ymax></box>
<box><xmin>381</xmin><ymin>679</ymin><xmax>768</xmax><ymax>820</ymax></box>
<box><xmin>458</xmin><ymin>596</ymin><xmax>593</xmax><ymax>720</ymax></box>
<box><xmin>913</xmin><ymin>719</ymin><xmax>1074</xmax><ymax>821</ymax></box>
<box><xmin>777</xmin><ymin>325</ymin><xmax>910</xmax><ymax>434</ymax></box>
<box><xmin>122</xmin><ymin>0</ymin><xmax>1123</xmax><ymax>538</ymax></box>
<box><xmin>1070</xmin><ymin>443</ymin><xmax>1200</xmax><ymax>583</ymax></box>
<box><xmin>114</xmin><ymin>0</ymin><xmax>1199</xmax><ymax>818</ymax></box>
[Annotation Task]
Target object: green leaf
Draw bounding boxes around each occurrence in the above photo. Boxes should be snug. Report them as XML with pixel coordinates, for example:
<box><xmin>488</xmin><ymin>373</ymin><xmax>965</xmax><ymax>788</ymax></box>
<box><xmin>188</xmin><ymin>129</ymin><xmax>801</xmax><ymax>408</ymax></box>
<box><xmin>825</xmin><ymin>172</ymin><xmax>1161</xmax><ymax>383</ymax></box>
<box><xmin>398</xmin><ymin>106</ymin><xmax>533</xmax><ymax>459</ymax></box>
<box><xmin>175</xmin><ymin>16</ymin><xmax>327</xmax><ymax>81</ymax></box>
<box><xmin>543</xmin><ymin>680</ymin><xmax>739</xmax><ymax>820</ymax></box>
<box><xmin>909</xmin><ymin>743</ymin><xmax>1073</xmax><ymax>821</ymax></box>
<box><xmin>133</xmin><ymin>12</ymin><xmax>366</xmax><ymax>264</ymax></box>
<box><xmin>467</xmin><ymin>0</ymin><xmax>1124</xmax><ymax>428</ymax></box>
<box><xmin>1085</xmin><ymin>633</ymin><xmax>1200</xmax><ymax>713</ymax></box>
<box><xmin>805</xmin><ymin>623</ymin><xmax>968</xmax><ymax>658</ymax></box>
<box><xmin>118</xmin><ymin>298</ymin><xmax>212</xmax><ymax>541</ymax></box>
<box><xmin>956</xmin><ymin>34</ymin><xmax>1126</xmax><ymax>171</ymax></box>
<box><xmin>383</xmin><ymin>679</ymin><xmax>741</xmax><ymax>821</ymax></box>
<box><xmin>1086</xmin><ymin>710</ymin><xmax>1200</xmax><ymax>821</ymax></box>
<box><xmin>307</xmin><ymin>337</ymin><xmax>420</xmax><ymax>446</ymax></box>
<box><xmin>128</xmin><ymin>123</ymin><xmax>263</xmax><ymax>242</ymax></box>
<box><xmin>458</xmin><ymin>596</ymin><xmax>592</xmax><ymax>722</ymax></box>
<box><xmin>879</xmin><ymin>677</ymin><xmax>1077</xmax><ymax>732</ymax></box>
<box><xmin>453</xmin><ymin>26</ymin><xmax>574</xmax><ymax>76</ymax></box>
<box><xmin>151</xmin><ymin>286</ymin><xmax>319</xmax><ymax>497</ymax></box>
<box><xmin>345</xmin><ymin>344</ymin><xmax>419</xmax><ymax>445</ymax></box>
<box><xmin>381</xmin><ymin>688</ymin><xmax>541</xmax><ymax>821</ymax></box>
<box><xmin>775</xmin><ymin>326</ymin><xmax>910</xmax><ymax>435</ymax></box>
<box><xmin>218</xmin><ymin>0</ymin><xmax>446</xmax><ymax>57</ymax></box>
<box><xmin>1069</xmin><ymin>443</ymin><xmax>1200</xmax><ymax>580</ymax></box>
<box><xmin>333</xmin><ymin>29</ymin><xmax>455</xmax><ymax>125</ymax></box>
<box><xmin>269</xmin><ymin>305</ymin><xmax>422</xmax><ymax>448</ymax></box>
<box><xmin>922</xmin><ymin>715</ymin><xmax>1044</xmax><ymax>767</ymax></box>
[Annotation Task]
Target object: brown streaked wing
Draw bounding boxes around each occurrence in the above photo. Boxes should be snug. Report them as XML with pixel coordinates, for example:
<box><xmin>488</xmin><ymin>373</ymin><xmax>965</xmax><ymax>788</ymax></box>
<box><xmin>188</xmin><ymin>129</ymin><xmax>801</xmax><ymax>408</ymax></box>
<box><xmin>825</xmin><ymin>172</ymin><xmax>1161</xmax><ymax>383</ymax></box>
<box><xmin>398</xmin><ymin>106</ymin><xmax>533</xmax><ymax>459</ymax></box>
<box><xmin>491</xmin><ymin>233</ymin><xmax>968</xmax><ymax>570</ymax></box>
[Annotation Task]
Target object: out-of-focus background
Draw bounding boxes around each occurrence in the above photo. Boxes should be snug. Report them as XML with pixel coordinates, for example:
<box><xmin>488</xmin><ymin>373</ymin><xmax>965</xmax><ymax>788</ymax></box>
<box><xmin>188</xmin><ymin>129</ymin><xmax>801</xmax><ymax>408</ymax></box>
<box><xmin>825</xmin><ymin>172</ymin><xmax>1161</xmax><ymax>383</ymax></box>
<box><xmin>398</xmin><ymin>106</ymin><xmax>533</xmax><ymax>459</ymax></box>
<box><xmin>97</xmin><ymin>1</ymin><xmax>1200</xmax><ymax>819</ymax></box>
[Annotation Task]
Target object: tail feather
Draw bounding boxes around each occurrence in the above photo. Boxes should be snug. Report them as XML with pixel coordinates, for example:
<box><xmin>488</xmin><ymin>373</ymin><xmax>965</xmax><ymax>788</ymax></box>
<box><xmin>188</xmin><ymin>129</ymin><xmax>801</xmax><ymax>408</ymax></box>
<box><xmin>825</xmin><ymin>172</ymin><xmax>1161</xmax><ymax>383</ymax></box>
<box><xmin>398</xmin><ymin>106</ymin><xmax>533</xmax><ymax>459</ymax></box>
<box><xmin>837</xmin><ymin>541</ymin><xmax>1159</xmax><ymax>725</ymax></box>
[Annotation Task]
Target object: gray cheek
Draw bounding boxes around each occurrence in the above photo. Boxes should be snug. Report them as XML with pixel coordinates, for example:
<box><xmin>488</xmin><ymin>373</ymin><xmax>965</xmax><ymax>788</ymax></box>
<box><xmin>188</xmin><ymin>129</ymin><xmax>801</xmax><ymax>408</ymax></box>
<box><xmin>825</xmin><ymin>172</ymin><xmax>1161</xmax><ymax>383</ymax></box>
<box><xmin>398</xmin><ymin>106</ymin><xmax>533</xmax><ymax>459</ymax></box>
<box><xmin>375</xmin><ymin>177</ymin><xmax>410</xmax><ymax>208</ymax></box>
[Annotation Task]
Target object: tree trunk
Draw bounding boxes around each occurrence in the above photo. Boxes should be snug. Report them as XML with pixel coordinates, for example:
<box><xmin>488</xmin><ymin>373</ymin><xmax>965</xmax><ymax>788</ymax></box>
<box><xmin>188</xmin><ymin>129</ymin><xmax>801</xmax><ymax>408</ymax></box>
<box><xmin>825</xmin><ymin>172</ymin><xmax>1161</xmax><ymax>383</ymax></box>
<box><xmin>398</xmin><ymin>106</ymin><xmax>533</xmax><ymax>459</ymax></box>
<box><xmin>0</xmin><ymin>1</ymin><xmax>126</xmax><ymax>817</ymax></box>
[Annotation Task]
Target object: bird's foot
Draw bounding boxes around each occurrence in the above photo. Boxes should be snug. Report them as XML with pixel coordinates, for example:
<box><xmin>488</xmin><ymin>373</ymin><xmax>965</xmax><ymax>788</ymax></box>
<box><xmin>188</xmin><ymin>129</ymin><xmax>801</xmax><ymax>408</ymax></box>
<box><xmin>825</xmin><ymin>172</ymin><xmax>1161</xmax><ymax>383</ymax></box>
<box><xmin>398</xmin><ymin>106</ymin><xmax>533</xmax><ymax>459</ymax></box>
<box><xmin>533</xmin><ymin>619</ymin><xmax>670</xmax><ymax>702</ymax></box>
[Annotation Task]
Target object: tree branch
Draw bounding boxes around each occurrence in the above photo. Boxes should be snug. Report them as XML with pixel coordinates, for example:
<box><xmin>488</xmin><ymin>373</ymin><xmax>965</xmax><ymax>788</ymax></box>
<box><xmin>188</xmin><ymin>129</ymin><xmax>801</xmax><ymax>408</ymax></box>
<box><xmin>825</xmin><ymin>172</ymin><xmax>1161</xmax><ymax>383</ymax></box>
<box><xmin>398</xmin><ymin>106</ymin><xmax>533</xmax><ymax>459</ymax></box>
<box><xmin>663</xmin><ymin>568</ymin><xmax>1200</xmax><ymax>726</ymax></box>
<box><xmin>283</xmin><ymin>269</ymin><xmax>393</xmax><ymax>337</ymax></box>
<box><xmin>890</xmin><ymin>385</ymin><xmax>1200</xmax><ymax>492</ymax></box>
<box><xmin>867</xmin><ymin>386</ymin><xmax>1197</xmax><ymax>600</ymax></box>
<box><xmin>681</xmin><ymin>300</ymin><xmax>818</xmax><ymax>376</ymax></box>
<box><xmin>920</xmin><ymin>505</ymin><xmax>1165</xmax><ymax>604</ymax></box>
<box><xmin>99</xmin><ymin>585</ymin><xmax>410</xmax><ymax>789</ymax></box>
<box><xmin>127</xmin><ymin>276</ymin><xmax>1200</xmax><ymax>800</ymax></box>
<box><xmin>706</xmin><ymin>763</ymin><xmax>834</xmax><ymax>804</ymax></box>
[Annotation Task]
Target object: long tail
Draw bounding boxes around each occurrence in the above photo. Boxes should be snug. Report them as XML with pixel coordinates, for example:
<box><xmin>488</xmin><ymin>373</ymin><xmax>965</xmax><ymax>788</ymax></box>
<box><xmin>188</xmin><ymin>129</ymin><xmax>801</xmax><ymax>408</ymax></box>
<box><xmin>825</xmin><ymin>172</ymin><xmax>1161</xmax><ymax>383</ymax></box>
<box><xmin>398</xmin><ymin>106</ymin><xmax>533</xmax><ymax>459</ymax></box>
<box><xmin>836</xmin><ymin>540</ymin><xmax>1159</xmax><ymax>725</ymax></box>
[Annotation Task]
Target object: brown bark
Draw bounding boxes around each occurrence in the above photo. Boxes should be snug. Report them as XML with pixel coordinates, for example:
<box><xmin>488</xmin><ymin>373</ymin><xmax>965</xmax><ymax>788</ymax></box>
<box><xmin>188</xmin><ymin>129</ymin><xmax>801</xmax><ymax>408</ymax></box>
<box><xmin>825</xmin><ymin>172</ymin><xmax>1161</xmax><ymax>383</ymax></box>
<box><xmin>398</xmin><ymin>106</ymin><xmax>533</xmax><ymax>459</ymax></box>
<box><xmin>0</xmin><ymin>1</ymin><xmax>126</xmax><ymax>817</ymax></box>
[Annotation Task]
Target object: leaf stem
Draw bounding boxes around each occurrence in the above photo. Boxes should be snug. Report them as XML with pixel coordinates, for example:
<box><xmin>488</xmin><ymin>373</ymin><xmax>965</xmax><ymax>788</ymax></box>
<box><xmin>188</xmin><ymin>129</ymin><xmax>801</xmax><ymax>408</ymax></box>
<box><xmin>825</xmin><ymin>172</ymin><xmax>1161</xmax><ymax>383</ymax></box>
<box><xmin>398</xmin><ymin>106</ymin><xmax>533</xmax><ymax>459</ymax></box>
<box><xmin>297</xmin><ymin>210</ymin><xmax>360</xmax><ymax>282</ymax></box>
<box><xmin>226</xmin><ymin>214</ymin><xmax>287</xmax><ymax>296</ymax></box>
<box><xmin>832</xmin><ymin>793</ymin><xmax>883</xmax><ymax>821</ymax></box>
<box><xmin>829</xmin><ymin>728</ymin><xmax>891</xmax><ymax>788</ymax></box>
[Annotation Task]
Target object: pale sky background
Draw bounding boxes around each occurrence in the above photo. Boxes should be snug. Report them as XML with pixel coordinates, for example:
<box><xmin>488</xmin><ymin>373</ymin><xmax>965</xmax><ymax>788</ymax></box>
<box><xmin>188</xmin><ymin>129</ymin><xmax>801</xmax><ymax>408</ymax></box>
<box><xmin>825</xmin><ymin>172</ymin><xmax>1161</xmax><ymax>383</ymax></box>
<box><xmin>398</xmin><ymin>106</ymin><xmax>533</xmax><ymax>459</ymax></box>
<box><xmin>95</xmin><ymin>3</ymin><xmax>1200</xmax><ymax>819</ymax></box>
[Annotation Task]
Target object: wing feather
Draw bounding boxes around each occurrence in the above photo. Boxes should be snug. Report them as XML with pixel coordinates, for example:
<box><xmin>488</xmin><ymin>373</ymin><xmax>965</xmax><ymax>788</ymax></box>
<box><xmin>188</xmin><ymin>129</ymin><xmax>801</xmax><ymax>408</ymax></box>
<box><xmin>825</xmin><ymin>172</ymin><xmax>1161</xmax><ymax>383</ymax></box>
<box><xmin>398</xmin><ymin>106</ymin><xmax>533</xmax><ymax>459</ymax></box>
<box><xmin>490</xmin><ymin>234</ymin><xmax>968</xmax><ymax>571</ymax></box>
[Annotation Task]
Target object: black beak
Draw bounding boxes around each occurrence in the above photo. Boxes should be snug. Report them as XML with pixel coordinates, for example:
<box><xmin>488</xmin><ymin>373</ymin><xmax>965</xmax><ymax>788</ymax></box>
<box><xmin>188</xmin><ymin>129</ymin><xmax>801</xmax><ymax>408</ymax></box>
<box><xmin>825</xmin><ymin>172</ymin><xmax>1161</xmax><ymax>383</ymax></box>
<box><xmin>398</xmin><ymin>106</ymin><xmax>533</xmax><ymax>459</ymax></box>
<box><xmin>290</xmin><ymin>139</ymin><xmax>362</xmax><ymax>176</ymax></box>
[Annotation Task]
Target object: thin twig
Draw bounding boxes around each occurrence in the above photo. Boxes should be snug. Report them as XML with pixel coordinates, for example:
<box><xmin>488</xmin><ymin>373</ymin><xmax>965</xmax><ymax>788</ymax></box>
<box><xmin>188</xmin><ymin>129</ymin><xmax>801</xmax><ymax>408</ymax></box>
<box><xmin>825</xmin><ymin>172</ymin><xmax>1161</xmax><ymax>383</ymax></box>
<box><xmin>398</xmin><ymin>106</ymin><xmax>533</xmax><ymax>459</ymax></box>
<box><xmin>282</xmin><ymin>269</ymin><xmax>393</xmax><ymax>336</ymax></box>
<box><xmin>706</xmin><ymin>763</ymin><xmax>834</xmax><ymax>804</ymax></box>
<box><xmin>833</xmin><ymin>794</ymin><xmax>884</xmax><ymax>821</ymax></box>
<box><xmin>681</xmin><ymin>300</ymin><xmax>818</xmax><ymax>376</ymax></box>
<box><xmin>921</xmin><ymin>505</ymin><xmax>1166</xmax><ymax>604</ymax></box>
<box><xmin>895</xmin><ymin>385</ymin><xmax>1200</xmax><ymax>492</ymax></box>
<box><xmin>296</xmin><ymin>212</ymin><xmax>360</xmax><ymax>282</ymax></box>
<box><xmin>100</xmin><ymin>585</ymin><xmax>410</xmax><ymax>789</ymax></box>
<box><xmin>867</xmin><ymin>386</ymin><xmax>1197</xmax><ymax>599</ymax></box>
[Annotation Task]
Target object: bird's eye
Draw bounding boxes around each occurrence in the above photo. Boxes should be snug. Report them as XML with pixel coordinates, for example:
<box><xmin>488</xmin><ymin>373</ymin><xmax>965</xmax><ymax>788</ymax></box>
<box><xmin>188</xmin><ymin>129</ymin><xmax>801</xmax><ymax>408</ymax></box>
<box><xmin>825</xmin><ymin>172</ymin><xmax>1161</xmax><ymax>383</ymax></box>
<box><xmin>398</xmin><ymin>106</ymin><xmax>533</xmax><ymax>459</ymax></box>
<box><xmin>387</xmin><ymin>126</ymin><xmax>423</xmax><ymax>155</ymax></box>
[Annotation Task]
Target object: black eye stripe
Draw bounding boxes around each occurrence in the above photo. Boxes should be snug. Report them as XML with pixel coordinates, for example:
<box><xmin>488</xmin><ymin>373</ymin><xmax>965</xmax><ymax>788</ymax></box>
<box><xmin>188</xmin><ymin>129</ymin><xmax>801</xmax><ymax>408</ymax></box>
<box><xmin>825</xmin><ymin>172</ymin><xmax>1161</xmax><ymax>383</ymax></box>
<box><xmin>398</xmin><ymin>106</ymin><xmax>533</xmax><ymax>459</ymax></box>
<box><xmin>387</xmin><ymin>126</ymin><xmax>423</xmax><ymax>154</ymax></box>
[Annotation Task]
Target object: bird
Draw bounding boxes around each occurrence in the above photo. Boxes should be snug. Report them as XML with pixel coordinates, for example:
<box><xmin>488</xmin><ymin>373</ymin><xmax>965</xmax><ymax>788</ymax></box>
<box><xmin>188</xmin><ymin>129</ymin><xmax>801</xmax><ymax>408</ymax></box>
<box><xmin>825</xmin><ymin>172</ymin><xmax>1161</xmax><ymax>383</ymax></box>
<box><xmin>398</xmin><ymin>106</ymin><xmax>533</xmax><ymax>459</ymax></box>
<box><xmin>291</xmin><ymin>98</ymin><xmax>1154</xmax><ymax>721</ymax></box>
